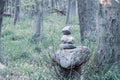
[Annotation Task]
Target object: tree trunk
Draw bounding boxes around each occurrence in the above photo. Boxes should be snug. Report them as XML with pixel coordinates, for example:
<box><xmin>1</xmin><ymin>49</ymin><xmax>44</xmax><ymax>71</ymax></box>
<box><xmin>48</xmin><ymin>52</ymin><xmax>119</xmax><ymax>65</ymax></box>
<box><xmin>65</xmin><ymin>0</ymin><xmax>71</xmax><ymax>26</ymax></box>
<box><xmin>33</xmin><ymin>0</ymin><xmax>43</xmax><ymax>43</ymax></box>
<box><xmin>13</xmin><ymin>0</ymin><xmax>20</xmax><ymax>25</ymax></box>
<box><xmin>92</xmin><ymin>0</ymin><xmax>120</xmax><ymax>77</ymax></box>
<box><xmin>50</xmin><ymin>0</ymin><xmax>54</xmax><ymax>13</ymax></box>
<box><xmin>71</xmin><ymin>0</ymin><xmax>77</xmax><ymax>16</ymax></box>
<box><xmin>57</xmin><ymin>0</ymin><xmax>61</xmax><ymax>9</ymax></box>
<box><xmin>0</xmin><ymin>0</ymin><xmax>5</xmax><ymax>63</ymax></box>
<box><xmin>77</xmin><ymin>0</ymin><xmax>98</xmax><ymax>42</ymax></box>
<box><xmin>51</xmin><ymin>0</ymin><xmax>54</xmax><ymax>8</ymax></box>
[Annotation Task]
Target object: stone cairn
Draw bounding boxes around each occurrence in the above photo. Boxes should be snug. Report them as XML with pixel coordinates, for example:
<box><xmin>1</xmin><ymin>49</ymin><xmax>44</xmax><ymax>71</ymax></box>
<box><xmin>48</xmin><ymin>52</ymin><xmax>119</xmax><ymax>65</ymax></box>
<box><xmin>60</xmin><ymin>26</ymin><xmax>76</xmax><ymax>50</ymax></box>
<box><xmin>52</xmin><ymin>26</ymin><xmax>90</xmax><ymax>78</ymax></box>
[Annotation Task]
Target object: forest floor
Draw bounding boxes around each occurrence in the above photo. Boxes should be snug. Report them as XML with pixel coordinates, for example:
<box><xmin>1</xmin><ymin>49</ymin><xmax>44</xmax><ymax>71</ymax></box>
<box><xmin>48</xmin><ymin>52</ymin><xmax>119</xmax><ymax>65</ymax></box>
<box><xmin>0</xmin><ymin>14</ymin><xmax>82</xmax><ymax>80</ymax></box>
<box><xmin>0</xmin><ymin>14</ymin><xmax>119</xmax><ymax>80</ymax></box>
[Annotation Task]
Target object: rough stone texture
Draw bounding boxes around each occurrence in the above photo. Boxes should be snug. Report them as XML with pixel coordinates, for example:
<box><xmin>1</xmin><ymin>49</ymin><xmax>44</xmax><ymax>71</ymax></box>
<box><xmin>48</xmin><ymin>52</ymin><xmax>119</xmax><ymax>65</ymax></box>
<box><xmin>0</xmin><ymin>76</ymin><xmax>4</xmax><ymax>80</ymax></box>
<box><xmin>0</xmin><ymin>63</ymin><xmax>5</xmax><ymax>70</ymax></box>
<box><xmin>62</xmin><ymin>26</ymin><xmax>71</xmax><ymax>35</ymax></box>
<box><xmin>61</xmin><ymin>35</ymin><xmax>75</xmax><ymax>44</ymax></box>
<box><xmin>52</xmin><ymin>46</ymin><xmax>90</xmax><ymax>69</ymax></box>
<box><xmin>60</xmin><ymin>43</ymin><xmax>76</xmax><ymax>49</ymax></box>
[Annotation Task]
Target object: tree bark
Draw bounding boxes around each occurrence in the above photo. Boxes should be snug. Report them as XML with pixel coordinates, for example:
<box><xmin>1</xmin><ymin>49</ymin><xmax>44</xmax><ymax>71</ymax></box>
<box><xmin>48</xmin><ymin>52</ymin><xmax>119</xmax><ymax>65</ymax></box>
<box><xmin>65</xmin><ymin>0</ymin><xmax>71</xmax><ymax>26</ymax></box>
<box><xmin>51</xmin><ymin>0</ymin><xmax>54</xmax><ymax>8</ymax></box>
<box><xmin>13</xmin><ymin>0</ymin><xmax>20</xmax><ymax>25</ymax></box>
<box><xmin>93</xmin><ymin>0</ymin><xmax>120</xmax><ymax>75</ymax></box>
<box><xmin>0</xmin><ymin>0</ymin><xmax>5</xmax><ymax>62</ymax></box>
<box><xmin>77</xmin><ymin>0</ymin><xmax>98</xmax><ymax>42</ymax></box>
<box><xmin>33</xmin><ymin>0</ymin><xmax>43</xmax><ymax>43</ymax></box>
<box><xmin>70</xmin><ymin>0</ymin><xmax>77</xmax><ymax>16</ymax></box>
<box><xmin>50</xmin><ymin>0</ymin><xmax>54</xmax><ymax>13</ymax></box>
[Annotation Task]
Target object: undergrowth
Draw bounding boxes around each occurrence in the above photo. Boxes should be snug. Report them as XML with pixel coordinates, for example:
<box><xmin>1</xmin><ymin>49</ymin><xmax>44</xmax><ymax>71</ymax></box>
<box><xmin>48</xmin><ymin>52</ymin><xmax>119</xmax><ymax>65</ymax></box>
<box><xmin>0</xmin><ymin>14</ymin><xmax>119</xmax><ymax>80</ymax></box>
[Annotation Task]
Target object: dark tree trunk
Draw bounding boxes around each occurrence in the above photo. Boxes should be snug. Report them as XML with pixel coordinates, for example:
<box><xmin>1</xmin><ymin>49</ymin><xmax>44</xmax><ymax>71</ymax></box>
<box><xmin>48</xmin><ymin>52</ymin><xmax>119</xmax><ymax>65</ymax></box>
<box><xmin>51</xmin><ymin>0</ymin><xmax>54</xmax><ymax>8</ymax></box>
<box><xmin>71</xmin><ymin>0</ymin><xmax>77</xmax><ymax>16</ymax></box>
<box><xmin>79</xmin><ymin>1</ymin><xmax>120</xmax><ymax>79</ymax></box>
<box><xmin>50</xmin><ymin>0</ymin><xmax>54</xmax><ymax>13</ymax></box>
<box><xmin>13</xmin><ymin>0</ymin><xmax>20</xmax><ymax>25</ymax></box>
<box><xmin>33</xmin><ymin>0</ymin><xmax>43</xmax><ymax>43</ymax></box>
<box><xmin>77</xmin><ymin>0</ymin><xmax>98</xmax><ymax>42</ymax></box>
<box><xmin>4</xmin><ymin>0</ymin><xmax>14</xmax><ymax>17</ymax></box>
<box><xmin>93</xmin><ymin>0</ymin><xmax>120</xmax><ymax>75</ymax></box>
<box><xmin>65</xmin><ymin>0</ymin><xmax>71</xmax><ymax>26</ymax></box>
<box><xmin>0</xmin><ymin>0</ymin><xmax>5</xmax><ymax>62</ymax></box>
<box><xmin>57</xmin><ymin>0</ymin><xmax>61</xmax><ymax>9</ymax></box>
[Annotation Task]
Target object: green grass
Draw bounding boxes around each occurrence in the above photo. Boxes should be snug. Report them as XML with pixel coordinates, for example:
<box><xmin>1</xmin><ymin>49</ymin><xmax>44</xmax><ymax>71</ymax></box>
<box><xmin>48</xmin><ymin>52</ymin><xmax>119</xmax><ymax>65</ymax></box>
<box><xmin>0</xmin><ymin>14</ymin><xmax>120</xmax><ymax>80</ymax></box>
<box><xmin>1</xmin><ymin>14</ymin><xmax>80</xmax><ymax>80</ymax></box>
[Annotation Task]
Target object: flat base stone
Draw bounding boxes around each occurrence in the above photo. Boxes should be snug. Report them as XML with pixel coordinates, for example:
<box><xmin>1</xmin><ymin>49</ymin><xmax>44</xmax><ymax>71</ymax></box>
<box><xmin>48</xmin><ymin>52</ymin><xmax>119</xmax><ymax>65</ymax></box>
<box><xmin>52</xmin><ymin>46</ymin><xmax>90</xmax><ymax>69</ymax></box>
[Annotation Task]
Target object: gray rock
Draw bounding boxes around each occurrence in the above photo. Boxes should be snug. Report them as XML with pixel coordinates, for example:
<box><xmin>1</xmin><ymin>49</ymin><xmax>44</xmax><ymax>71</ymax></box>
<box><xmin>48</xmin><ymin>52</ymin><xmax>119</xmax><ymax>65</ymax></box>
<box><xmin>62</xmin><ymin>26</ymin><xmax>71</xmax><ymax>35</ymax></box>
<box><xmin>61</xmin><ymin>35</ymin><xmax>75</xmax><ymax>44</ymax></box>
<box><xmin>0</xmin><ymin>63</ymin><xmax>6</xmax><ymax>70</ymax></box>
<box><xmin>60</xmin><ymin>43</ymin><xmax>76</xmax><ymax>49</ymax></box>
<box><xmin>52</xmin><ymin>46</ymin><xmax>90</xmax><ymax>69</ymax></box>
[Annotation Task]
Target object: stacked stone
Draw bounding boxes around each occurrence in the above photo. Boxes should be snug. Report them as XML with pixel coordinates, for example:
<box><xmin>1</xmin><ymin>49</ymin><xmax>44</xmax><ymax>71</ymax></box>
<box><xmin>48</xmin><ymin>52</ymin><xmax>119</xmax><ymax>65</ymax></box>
<box><xmin>60</xmin><ymin>26</ymin><xmax>76</xmax><ymax>49</ymax></box>
<box><xmin>52</xmin><ymin>25</ymin><xmax>90</xmax><ymax>71</ymax></box>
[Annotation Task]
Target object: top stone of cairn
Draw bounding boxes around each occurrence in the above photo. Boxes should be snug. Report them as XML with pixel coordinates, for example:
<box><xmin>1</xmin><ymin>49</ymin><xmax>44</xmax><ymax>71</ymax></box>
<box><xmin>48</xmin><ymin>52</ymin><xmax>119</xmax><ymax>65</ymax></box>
<box><xmin>62</xmin><ymin>26</ymin><xmax>71</xmax><ymax>35</ymax></box>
